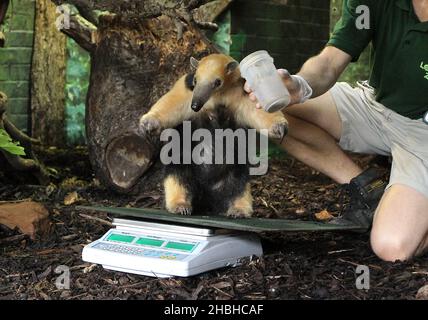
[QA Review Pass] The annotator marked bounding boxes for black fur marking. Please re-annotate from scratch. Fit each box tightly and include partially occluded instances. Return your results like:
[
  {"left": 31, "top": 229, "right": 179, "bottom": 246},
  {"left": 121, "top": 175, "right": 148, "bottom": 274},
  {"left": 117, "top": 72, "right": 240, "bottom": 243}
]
[
  {"left": 163, "top": 106, "right": 252, "bottom": 215},
  {"left": 185, "top": 73, "right": 195, "bottom": 91}
]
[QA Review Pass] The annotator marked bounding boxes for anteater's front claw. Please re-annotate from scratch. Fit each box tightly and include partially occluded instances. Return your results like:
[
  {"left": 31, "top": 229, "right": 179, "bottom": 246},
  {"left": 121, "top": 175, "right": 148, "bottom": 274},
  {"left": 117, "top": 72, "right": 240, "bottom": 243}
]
[
  {"left": 269, "top": 120, "right": 288, "bottom": 140},
  {"left": 138, "top": 116, "right": 162, "bottom": 137}
]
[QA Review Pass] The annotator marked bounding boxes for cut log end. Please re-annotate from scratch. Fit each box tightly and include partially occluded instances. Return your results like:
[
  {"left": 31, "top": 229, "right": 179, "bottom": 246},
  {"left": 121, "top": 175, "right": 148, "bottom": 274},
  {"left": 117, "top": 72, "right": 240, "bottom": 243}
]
[{"left": 106, "top": 134, "right": 157, "bottom": 191}]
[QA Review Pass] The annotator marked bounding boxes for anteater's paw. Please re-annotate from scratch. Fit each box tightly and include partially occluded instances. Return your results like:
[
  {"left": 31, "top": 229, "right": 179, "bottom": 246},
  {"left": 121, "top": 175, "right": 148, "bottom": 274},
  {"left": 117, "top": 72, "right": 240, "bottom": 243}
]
[
  {"left": 167, "top": 203, "right": 193, "bottom": 216},
  {"left": 269, "top": 120, "right": 288, "bottom": 140},
  {"left": 138, "top": 115, "right": 162, "bottom": 136},
  {"left": 224, "top": 206, "right": 253, "bottom": 219}
]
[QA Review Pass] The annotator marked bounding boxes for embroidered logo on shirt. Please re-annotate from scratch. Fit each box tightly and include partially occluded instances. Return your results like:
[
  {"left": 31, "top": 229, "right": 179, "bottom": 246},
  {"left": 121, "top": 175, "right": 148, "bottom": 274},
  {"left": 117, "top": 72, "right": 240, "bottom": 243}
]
[{"left": 421, "top": 62, "right": 428, "bottom": 80}]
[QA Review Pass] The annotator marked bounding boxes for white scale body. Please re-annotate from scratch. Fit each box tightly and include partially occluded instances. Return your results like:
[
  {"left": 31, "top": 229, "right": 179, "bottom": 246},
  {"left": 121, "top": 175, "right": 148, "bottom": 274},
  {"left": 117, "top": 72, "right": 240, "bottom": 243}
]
[{"left": 82, "top": 218, "right": 263, "bottom": 278}]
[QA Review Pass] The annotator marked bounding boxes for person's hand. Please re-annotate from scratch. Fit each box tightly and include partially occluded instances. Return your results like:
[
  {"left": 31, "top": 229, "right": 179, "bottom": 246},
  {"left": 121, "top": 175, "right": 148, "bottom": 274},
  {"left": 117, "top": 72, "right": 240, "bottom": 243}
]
[{"left": 244, "top": 69, "right": 313, "bottom": 109}]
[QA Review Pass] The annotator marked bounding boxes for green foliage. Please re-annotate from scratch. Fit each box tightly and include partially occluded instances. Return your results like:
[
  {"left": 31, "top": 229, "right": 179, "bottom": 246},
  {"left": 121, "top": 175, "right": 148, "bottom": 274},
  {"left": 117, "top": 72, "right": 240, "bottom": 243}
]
[
  {"left": 331, "top": 0, "right": 371, "bottom": 84},
  {"left": 267, "top": 142, "right": 287, "bottom": 160},
  {"left": 337, "top": 47, "right": 372, "bottom": 84},
  {"left": 0, "top": 128, "right": 25, "bottom": 156},
  {"left": 65, "top": 38, "right": 90, "bottom": 145},
  {"left": 210, "top": 10, "right": 232, "bottom": 54}
]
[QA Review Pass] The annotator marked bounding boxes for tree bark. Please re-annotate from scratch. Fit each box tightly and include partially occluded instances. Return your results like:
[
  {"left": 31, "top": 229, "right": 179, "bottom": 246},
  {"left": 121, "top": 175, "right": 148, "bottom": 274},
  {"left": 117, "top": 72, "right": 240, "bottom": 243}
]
[
  {"left": 193, "top": 0, "right": 232, "bottom": 25},
  {"left": 51, "top": 0, "right": 215, "bottom": 19},
  {"left": 31, "top": 0, "right": 67, "bottom": 146}
]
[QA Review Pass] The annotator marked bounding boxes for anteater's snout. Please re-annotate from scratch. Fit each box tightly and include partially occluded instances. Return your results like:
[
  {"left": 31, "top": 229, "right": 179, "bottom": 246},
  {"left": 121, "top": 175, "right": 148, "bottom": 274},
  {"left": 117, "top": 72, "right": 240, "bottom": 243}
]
[{"left": 191, "top": 101, "right": 204, "bottom": 112}]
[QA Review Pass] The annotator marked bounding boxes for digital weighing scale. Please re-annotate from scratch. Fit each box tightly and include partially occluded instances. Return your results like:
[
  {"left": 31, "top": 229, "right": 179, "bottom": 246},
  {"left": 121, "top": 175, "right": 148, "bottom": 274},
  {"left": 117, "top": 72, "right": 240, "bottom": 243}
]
[
  {"left": 81, "top": 206, "right": 361, "bottom": 278},
  {"left": 82, "top": 217, "right": 263, "bottom": 278}
]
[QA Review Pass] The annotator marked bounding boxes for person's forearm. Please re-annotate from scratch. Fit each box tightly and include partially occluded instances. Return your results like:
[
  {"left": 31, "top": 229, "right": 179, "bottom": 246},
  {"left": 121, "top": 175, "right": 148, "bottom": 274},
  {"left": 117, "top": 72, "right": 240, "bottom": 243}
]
[
  {"left": 296, "top": 47, "right": 351, "bottom": 98},
  {"left": 297, "top": 55, "right": 340, "bottom": 98}
]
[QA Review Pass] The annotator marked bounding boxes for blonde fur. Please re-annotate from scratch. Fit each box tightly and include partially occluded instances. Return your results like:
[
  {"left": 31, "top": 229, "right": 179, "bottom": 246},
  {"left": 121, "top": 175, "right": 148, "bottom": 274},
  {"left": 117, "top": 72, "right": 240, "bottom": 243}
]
[{"left": 139, "top": 54, "right": 288, "bottom": 139}]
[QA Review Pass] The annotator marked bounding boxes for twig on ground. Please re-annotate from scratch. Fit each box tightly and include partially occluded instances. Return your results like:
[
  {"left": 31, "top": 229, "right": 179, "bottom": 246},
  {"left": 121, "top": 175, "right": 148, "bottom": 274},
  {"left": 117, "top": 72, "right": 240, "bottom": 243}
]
[{"left": 78, "top": 213, "right": 112, "bottom": 226}]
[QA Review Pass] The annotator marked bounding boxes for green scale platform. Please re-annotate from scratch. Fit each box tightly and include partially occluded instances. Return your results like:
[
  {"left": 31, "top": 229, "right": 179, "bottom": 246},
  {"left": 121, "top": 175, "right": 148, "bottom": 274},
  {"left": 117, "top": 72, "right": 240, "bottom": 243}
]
[{"left": 79, "top": 206, "right": 362, "bottom": 233}]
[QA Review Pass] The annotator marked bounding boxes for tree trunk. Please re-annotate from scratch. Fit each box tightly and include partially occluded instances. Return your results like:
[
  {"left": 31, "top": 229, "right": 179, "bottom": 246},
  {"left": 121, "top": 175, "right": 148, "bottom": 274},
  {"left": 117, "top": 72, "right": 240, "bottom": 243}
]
[
  {"left": 31, "top": 0, "right": 67, "bottom": 146},
  {"left": 0, "top": 2, "right": 50, "bottom": 185},
  {"left": 87, "top": 15, "right": 215, "bottom": 192}
]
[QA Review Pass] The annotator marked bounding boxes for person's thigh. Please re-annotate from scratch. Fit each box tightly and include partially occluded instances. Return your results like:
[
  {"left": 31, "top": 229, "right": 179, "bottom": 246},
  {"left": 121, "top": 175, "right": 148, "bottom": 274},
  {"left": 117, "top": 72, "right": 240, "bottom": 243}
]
[
  {"left": 371, "top": 184, "right": 428, "bottom": 261},
  {"left": 285, "top": 89, "right": 343, "bottom": 140},
  {"left": 285, "top": 83, "right": 391, "bottom": 157}
]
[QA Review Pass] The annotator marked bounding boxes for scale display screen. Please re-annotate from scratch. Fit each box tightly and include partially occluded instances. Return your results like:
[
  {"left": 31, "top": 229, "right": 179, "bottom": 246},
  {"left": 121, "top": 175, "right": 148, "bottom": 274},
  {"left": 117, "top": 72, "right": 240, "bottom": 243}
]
[
  {"left": 164, "top": 242, "right": 195, "bottom": 251},
  {"left": 105, "top": 232, "right": 197, "bottom": 253},
  {"left": 136, "top": 237, "right": 164, "bottom": 247},
  {"left": 107, "top": 234, "right": 135, "bottom": 243}
]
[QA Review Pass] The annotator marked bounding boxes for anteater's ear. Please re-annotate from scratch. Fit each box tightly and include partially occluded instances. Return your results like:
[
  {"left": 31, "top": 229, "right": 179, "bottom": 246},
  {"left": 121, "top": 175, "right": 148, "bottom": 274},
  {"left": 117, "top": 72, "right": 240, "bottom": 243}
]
[
  {"left": 190, "top": 57, "right": 199, "bottom": 70},
  {"left": 226, "top": 61, "right": 239, "bottom": 75}
]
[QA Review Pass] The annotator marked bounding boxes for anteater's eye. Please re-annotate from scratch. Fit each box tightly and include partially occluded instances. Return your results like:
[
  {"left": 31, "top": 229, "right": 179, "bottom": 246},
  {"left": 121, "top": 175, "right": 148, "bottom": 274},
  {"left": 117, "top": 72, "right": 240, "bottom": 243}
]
[
  {"left": 214, "top": 78, "right": 222, "bottom": 88},
  {"left": 193, "top": 77, "right": 197, "bottom": 86}
]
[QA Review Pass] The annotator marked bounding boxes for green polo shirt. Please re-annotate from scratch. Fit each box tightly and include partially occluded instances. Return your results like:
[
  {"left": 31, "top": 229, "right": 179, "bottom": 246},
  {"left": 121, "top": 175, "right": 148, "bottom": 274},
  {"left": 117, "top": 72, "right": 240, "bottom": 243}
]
[{"left": 328, "top": 0, "right": 428, "bottom": 119}]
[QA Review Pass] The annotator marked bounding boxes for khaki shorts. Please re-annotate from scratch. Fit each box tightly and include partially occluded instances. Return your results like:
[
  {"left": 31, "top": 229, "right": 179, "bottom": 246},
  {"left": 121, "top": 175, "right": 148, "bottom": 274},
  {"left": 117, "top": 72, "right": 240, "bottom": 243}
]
[{"left": 330, "top": 82, "right": 428, "bottom": 199}]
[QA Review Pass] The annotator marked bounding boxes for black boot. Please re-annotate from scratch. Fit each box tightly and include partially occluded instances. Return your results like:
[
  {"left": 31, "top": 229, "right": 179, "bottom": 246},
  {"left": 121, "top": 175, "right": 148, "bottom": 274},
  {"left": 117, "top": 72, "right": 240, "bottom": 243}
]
[{"left": 331, "top": 168, "right": 387, "bottom": 231}]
